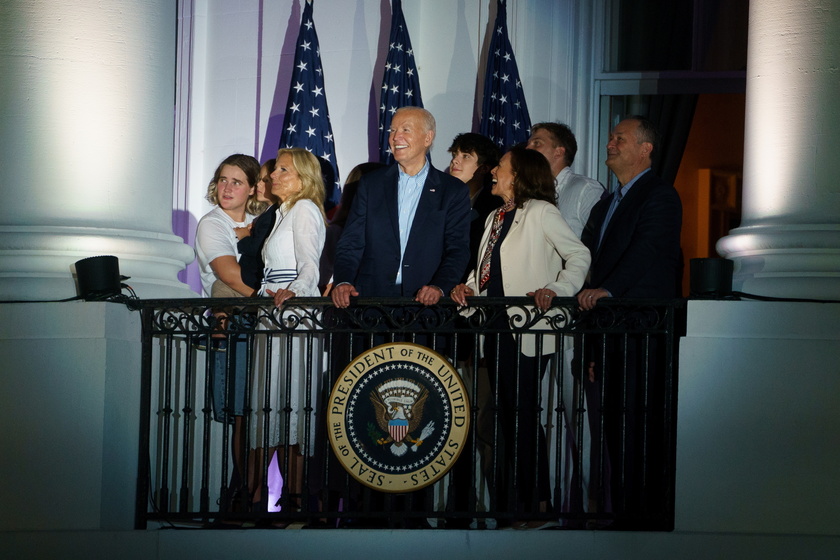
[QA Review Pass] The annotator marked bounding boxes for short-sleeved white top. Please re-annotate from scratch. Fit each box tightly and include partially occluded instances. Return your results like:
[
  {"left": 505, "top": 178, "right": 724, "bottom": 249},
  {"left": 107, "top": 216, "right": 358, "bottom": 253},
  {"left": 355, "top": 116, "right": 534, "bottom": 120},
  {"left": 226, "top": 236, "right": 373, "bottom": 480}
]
[{"left": 195, "top": 206, "right": 254, "bottom": 297}]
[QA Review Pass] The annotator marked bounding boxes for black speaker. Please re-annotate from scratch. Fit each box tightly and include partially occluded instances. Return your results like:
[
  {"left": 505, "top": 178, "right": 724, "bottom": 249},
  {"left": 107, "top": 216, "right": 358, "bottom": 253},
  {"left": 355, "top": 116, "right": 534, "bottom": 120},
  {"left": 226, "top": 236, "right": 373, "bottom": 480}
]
[
  {"left": 689, "top": 258, "right": 733, "bottom": 299},
  {"left": 75, "top": 255, "right": 122, "bottom": 301}
]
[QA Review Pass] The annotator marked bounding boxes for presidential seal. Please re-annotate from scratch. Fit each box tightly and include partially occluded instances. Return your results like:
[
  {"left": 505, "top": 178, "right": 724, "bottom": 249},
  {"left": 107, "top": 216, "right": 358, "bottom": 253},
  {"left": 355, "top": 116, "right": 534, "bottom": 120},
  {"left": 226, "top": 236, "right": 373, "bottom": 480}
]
[{"left": 327, "top": 342, "right": 469, "bottom": 492}]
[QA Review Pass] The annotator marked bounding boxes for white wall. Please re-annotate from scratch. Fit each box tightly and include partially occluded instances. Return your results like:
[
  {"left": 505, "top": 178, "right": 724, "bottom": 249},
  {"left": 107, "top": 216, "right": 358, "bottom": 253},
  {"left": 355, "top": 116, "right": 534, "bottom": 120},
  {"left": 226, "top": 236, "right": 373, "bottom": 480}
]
[
  {"left": 676, "top": 300, "right": 840, "bottom": 535},
  {"left": 0, "top": 303, "right": 141, "bottom": 531},
  {"left": 176, "top": 0, "right": 598, "bottom": 293}
]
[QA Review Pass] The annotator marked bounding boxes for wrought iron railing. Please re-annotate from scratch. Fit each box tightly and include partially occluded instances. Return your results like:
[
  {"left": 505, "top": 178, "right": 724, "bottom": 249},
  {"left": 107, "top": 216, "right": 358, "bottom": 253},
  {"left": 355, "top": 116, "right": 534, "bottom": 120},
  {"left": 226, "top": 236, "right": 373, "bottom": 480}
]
[{"left": 134, "top": 296, "right": 684, "bottom": 530}]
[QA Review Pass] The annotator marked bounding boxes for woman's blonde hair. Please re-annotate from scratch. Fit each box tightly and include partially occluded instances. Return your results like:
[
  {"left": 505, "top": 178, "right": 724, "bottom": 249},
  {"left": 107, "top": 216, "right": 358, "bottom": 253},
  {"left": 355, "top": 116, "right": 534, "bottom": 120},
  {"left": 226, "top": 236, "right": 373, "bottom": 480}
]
[
  {"left": 205, "top": 153, "right": 267, "bottom": 215},
  {"left": 277, "top": 148, "right": 327, "bottom": 222}
]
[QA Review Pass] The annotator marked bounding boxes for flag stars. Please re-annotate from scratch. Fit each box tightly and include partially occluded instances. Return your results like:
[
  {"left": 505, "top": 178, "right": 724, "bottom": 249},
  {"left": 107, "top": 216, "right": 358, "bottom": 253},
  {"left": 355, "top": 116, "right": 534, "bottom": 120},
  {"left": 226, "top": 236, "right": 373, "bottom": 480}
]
[
  {"left": 294, "top": 82, "right": 304, "bottom": 93},
  {"left": 304, "top": 19, "right": 313, "bottom": 30},
  {"left": 309, "top": 107, "right": 320, "bottom": 118},
  {"left": 300, "top": 40, "right": 311, "bottom": 51},
  {"left": 501, "top": 73, "right": 510, "bottom": 83},
  {"left": 297, "top": 61, "right": 308, "bottom": 72},
  {"left": 377, "top": 4, "right": 423, "bottom": 163},
  {"left": 290, "top": 102, "right": 301, "bottom": 113},
  {"left": 312, "top": 85, "right": 323, "bottom": 97},
  {"left": 286, "top": 124, "right": 297, "bottom": 134},
  {"left": 305, "top": 126, "right": 317, "bottom": 137}
]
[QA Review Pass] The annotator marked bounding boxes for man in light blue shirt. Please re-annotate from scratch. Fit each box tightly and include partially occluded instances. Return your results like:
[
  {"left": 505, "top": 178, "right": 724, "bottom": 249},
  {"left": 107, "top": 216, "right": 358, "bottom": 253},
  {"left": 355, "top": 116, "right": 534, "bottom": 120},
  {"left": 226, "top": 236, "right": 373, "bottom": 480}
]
[{"left": 332, "top": 107, "right": 471, "bottom": 307}]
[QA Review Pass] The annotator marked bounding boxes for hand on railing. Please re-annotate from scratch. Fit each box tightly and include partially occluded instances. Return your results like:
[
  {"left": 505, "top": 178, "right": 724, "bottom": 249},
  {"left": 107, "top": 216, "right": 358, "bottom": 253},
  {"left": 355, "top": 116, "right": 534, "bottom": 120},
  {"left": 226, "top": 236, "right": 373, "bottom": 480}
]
[
  {"left": 415, "top": 285, "right": 444, "bottom": 306},
  {"left": 577, "top": 288, "right": 610, "bottom": 311},
  {"left": 330, "top": 283, "right": 358, "bottom": 308},
  {"left": 527, "top": 288, "right": 557, "bottom": 311},
  {"left": 267, "top": 288, "right": 296, "bottom": 308},
  {"left": 450, "top": 284, "right": 474, "bottom": 307}
]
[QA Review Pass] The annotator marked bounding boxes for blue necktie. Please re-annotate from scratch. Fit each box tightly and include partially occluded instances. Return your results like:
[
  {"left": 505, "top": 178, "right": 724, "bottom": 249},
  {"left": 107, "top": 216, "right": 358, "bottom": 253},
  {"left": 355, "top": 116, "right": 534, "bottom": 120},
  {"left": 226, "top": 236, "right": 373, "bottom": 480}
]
[{"left": 598, "top": 188, "right": 623, "bottom": 249}]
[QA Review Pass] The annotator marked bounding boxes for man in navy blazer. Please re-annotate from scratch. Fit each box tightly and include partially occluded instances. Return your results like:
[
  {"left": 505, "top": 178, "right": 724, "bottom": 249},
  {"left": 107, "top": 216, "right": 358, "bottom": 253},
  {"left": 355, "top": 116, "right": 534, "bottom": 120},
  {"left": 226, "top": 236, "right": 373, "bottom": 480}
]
[
  {"left": 332, "top": 107, "right": 470, "bottom": 307},
  {"left": 576, "top": 116, "right": 682, "bottom": 528},
  {"left": 327, "top": 107, "right": 469, "bottom": 527},
  {"left": 578, "top": 117, "right": 682, "bottom": 305}
]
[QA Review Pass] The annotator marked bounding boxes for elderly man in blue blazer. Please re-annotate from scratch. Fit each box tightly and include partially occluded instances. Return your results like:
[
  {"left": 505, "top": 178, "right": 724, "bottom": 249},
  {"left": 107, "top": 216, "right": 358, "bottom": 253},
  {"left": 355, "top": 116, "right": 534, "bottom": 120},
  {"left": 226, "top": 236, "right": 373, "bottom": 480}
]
[
  {"left": 576, "top": 115, "right": 682, "bottom": 529},
  {"left": 332, "top": 107, "right": 471, "bottom": 307}
]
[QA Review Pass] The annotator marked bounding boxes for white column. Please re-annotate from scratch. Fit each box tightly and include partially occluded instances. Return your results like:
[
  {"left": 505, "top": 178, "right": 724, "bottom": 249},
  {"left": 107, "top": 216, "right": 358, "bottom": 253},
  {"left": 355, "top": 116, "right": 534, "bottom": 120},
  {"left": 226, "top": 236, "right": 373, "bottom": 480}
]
[
  {"left": 717, "top": 0, "right": 840, "bottom": 299},
  {"left": 0, "top": 0, "right": 194, "bottom": 300}
]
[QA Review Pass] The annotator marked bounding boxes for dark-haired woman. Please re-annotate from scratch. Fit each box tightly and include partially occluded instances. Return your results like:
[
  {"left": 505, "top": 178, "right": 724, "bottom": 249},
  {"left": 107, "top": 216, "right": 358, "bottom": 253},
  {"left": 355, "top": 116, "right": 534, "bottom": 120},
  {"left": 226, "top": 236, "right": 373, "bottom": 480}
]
[
  {"left": 234, "top": 159, "right": 278, "bottom": 292},
  {"left": 451, "top": 146, "right": 590, "bottom": 526}
]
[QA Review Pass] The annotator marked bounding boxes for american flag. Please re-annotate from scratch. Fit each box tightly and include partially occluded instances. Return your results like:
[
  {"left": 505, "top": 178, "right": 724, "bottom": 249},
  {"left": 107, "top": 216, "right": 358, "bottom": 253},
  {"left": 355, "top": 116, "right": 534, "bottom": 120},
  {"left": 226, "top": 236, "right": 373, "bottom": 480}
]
[
  {"left": 378, "top": 0, "right": 424, "bottom": 164},
  {"left": 479, "top": 0, "right": 531, "bottom": 150},
  {"left": 279, "top": 0, "right": 340, "bottom": 206}
]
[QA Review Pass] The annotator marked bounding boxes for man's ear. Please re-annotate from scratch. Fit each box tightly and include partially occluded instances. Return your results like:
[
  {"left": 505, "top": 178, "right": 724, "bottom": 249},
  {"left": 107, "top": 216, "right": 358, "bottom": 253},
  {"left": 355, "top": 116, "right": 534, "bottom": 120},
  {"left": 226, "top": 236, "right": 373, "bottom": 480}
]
[{"left": 555, "top": 145, "right": 567, "bottom": 165}]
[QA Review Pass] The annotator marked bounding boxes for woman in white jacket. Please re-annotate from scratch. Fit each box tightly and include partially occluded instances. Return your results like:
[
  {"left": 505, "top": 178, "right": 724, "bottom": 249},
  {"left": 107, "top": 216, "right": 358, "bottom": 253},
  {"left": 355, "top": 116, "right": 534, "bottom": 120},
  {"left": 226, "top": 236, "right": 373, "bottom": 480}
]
[
  {"left": 451, "top": 146, "right": 590, "bottom": 526},
  {"left": 250, "top": 148, "right": 327, "bottom": 513}
]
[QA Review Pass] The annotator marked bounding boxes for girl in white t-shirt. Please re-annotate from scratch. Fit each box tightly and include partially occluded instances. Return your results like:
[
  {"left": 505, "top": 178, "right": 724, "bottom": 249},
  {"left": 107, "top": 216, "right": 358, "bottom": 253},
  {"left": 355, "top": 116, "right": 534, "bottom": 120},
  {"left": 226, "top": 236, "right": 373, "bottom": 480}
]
[
  {"left": 195, "top": 154, "right": 265, "bottom": 298},
  {"left": 194, "top": 154, "right": 264, "bottom": 513}
]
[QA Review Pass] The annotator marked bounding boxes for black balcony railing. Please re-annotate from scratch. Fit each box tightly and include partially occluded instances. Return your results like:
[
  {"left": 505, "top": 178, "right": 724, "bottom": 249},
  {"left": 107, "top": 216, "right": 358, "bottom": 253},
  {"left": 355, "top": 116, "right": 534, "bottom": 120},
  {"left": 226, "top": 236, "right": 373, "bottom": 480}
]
[{"left": 134, "top": 296, "right": 684, "bottom": 530}]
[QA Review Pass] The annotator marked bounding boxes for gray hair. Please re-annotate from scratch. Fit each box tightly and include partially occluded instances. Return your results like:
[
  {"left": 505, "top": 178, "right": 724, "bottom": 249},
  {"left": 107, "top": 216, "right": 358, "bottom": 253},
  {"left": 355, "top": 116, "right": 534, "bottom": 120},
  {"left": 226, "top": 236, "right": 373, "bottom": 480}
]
[{"left": 394, "top": 106, "right": 436, "bottom": 134}]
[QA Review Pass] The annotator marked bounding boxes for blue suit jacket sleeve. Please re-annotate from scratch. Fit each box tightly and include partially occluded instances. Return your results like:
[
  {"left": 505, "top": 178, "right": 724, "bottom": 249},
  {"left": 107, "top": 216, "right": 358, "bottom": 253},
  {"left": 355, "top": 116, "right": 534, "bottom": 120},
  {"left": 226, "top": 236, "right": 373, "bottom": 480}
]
[
  {"left": 332, "top": 171, "right": 378, "bottom": 288},
  {"left": 410, "top": 169, "right": 471, "bottom": 293}
]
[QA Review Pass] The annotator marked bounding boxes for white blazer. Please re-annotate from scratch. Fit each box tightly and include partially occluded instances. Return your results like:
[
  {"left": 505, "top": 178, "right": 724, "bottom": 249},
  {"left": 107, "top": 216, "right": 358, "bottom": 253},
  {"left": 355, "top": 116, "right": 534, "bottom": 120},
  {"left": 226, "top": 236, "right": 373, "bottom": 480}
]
[{"left": 465, "top": 199, "right": 591, "bottom": 356}]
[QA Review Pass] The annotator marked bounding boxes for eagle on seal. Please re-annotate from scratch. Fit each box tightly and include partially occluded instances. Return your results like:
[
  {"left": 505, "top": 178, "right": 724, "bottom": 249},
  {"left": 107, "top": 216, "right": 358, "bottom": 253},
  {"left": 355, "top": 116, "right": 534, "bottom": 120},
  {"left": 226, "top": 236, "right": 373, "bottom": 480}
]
[{"left": 370, "top": 378, "right": 431, "bottom": 457}]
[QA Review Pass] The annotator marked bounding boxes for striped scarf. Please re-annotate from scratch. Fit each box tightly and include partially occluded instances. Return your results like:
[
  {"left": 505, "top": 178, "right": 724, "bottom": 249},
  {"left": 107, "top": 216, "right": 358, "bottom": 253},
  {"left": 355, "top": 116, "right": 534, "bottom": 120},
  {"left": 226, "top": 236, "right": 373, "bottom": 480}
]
[{"left": 478, "top": 198, "right": 516, "bottom": 291}]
